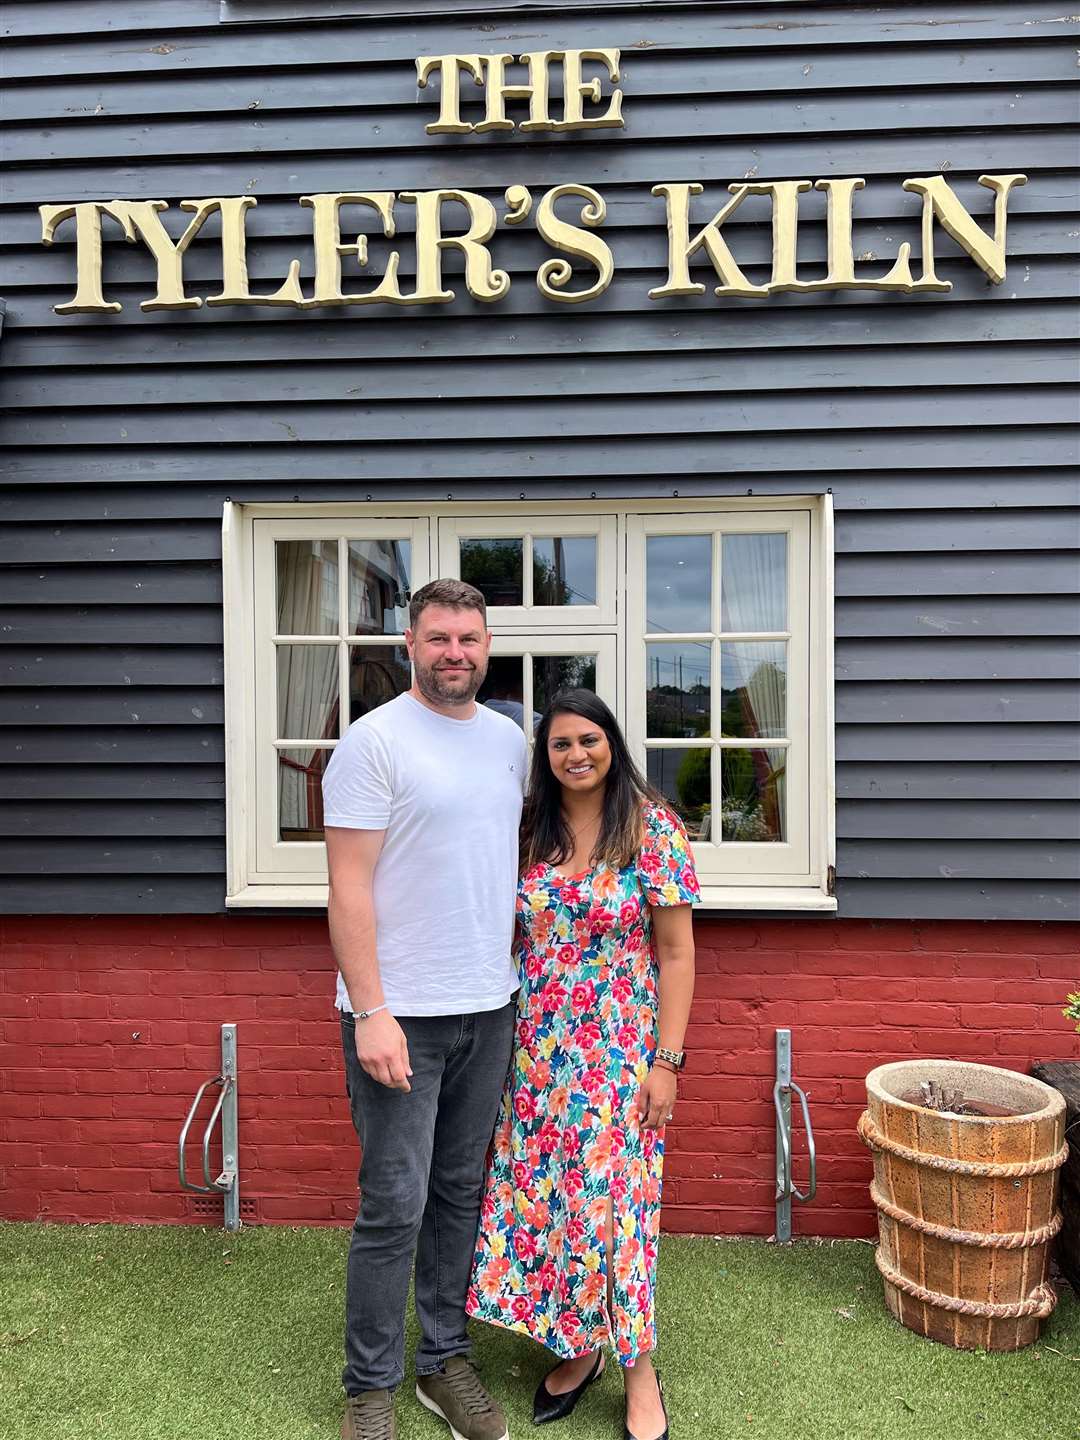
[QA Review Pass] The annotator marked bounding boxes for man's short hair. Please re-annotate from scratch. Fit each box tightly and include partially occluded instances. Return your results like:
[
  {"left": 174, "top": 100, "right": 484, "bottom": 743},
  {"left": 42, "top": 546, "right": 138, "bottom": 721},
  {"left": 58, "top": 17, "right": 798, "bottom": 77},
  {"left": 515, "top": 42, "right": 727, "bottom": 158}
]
[{"left": 408, "top": 578, "right": 487, "bottom": 631}]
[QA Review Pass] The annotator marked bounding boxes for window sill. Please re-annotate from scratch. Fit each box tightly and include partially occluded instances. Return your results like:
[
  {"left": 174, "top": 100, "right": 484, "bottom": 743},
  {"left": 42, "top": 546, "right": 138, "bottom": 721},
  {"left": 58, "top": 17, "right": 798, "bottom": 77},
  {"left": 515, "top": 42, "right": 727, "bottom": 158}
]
[
  {"left": 227, "top": 884, "right": 329, "bottom": 908},
  {"left": 227, "top": 883, "right": 837, "bottom": 912},
  {"left": 696, "top": 886, "right": 837, "bottom": 912}
]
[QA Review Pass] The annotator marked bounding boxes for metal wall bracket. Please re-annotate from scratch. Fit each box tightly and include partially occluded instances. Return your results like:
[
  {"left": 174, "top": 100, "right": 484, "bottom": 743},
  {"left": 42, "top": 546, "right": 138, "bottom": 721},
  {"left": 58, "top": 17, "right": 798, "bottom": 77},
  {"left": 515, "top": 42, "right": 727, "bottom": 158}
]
[
  {"left": 773, "top": 1027, "right": 817, "bottom": 1243},
  {"left": 178, "top": 1022, "right": 240, "bottom": 1231}
]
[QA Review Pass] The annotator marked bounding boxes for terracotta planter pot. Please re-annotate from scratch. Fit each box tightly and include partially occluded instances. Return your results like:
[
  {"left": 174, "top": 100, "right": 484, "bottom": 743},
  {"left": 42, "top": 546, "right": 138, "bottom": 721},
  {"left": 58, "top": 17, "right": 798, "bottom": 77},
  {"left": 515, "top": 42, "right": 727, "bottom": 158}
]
[{"left": 859, "top": 1059, "right": 1067, "bottom": 1352}]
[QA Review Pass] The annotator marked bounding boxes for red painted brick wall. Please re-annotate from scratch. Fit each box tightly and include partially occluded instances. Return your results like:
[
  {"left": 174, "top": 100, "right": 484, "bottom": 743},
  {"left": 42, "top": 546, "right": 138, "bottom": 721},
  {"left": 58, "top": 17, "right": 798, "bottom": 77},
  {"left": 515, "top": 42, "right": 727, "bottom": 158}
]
[{"left": 1, "top": 916, "right": 1075, "bottom": 1235}]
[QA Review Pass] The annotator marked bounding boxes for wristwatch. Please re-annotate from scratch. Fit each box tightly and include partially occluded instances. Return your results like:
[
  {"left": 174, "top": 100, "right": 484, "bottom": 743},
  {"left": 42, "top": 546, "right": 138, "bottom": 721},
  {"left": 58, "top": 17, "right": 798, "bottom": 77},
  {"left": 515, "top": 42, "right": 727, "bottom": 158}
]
[{"left": 655, "top": 1046, "right": 686, "bottom": 1071}]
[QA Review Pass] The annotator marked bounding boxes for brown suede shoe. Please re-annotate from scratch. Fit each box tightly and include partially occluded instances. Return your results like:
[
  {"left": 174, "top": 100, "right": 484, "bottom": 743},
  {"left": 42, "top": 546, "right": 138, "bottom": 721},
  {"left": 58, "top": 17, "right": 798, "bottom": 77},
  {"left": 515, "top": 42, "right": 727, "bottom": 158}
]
[
  {"left": 415, "top": 1356, "right": 509, "bottom": 1440},
  {"left": 341, "top": 1389, "right": 397, "bottom": 1440}
]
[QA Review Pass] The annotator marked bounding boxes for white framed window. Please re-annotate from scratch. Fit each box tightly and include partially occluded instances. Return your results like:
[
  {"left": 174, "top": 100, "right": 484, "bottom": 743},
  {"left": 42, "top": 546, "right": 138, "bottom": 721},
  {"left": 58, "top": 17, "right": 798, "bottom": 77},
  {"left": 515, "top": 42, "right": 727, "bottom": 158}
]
[
  {"left": 627, "top": 511, "right": 811, "bottom": 883},
  {"left": 223, "top": 498, "right": 834, "bottom": 910}
]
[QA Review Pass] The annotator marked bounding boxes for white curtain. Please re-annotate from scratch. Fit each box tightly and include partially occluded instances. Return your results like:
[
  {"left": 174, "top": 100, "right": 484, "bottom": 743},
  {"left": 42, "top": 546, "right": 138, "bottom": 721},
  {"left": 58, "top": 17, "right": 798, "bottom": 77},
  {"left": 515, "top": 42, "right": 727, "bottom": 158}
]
[
  {"left": 720, "top": 534, "right": 787, "bottom": 839},
  {"left": 277, "top": 541, "right": 340, "bottom": 836}
]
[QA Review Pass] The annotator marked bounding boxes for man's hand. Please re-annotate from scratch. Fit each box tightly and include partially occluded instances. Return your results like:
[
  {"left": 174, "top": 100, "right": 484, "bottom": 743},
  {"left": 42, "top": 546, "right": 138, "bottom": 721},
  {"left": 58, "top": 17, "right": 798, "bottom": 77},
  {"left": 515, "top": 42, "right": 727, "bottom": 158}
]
[{"left": 355, "top": 1009, "right": 412, "bottom": 1091}]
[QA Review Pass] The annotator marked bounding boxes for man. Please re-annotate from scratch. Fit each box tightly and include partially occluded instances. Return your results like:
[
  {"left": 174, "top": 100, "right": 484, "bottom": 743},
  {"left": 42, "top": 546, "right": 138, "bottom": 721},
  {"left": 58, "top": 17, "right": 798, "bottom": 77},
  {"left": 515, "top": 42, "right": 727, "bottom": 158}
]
[{"left": 322, "top": 578, "right": 526, "bottom": 1440}]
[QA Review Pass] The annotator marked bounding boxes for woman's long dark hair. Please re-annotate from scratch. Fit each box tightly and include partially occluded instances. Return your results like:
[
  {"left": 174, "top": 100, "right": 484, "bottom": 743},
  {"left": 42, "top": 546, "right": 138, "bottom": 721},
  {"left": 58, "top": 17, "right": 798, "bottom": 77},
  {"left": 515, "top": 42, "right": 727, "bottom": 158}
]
[{"left": 521, "top": 689, "right": 666, "bottom": 873}]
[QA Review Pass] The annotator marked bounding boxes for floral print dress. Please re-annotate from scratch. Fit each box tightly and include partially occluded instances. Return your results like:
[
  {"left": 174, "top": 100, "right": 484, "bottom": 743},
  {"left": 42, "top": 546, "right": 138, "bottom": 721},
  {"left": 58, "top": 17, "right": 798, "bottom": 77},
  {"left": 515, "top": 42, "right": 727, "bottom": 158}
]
[{"left": 467, "top": 803, "right": 699, "bottom": 1366}]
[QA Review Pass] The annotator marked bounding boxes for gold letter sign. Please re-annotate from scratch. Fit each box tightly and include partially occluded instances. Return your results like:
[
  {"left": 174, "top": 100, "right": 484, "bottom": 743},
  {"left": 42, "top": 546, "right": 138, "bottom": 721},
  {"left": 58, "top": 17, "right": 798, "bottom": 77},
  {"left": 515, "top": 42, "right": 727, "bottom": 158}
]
[
  {"left": 417, "top": 49, "right": 623, "bottom": 134},
  {"left": 38, "top": 48, "right": 1028, "bottom": 316}
]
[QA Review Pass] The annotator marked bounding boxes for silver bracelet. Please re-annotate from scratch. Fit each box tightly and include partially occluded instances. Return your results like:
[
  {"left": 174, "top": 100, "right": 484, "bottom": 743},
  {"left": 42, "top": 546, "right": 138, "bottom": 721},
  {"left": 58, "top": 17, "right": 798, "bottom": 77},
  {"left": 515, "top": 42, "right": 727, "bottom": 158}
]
[{"left": 354, "top": 1003, "right": 388, "bottom": 1021}]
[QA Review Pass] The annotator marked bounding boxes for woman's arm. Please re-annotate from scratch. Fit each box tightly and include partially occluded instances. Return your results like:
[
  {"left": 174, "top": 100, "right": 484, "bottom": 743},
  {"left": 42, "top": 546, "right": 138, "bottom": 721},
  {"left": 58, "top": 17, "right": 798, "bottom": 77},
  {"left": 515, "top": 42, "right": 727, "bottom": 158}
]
[{"left": 638, "top": 902, "right": 696, "bottom": 1130}]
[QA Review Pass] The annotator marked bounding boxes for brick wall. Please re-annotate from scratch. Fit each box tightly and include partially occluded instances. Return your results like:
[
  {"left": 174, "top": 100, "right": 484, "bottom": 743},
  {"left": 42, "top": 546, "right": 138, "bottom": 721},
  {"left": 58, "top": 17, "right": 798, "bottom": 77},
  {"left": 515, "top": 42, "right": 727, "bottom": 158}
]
[{"left": 1, "top": 917, "right": 1075, "bottom": 1234}]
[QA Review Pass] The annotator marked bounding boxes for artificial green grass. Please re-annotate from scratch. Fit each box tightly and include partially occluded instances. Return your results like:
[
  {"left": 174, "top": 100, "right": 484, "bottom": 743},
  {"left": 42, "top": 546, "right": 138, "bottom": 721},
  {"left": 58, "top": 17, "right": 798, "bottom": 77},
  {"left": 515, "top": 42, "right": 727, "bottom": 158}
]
[{"left": 0, "top": 1223, "right": 1076, "bottom": 1440}]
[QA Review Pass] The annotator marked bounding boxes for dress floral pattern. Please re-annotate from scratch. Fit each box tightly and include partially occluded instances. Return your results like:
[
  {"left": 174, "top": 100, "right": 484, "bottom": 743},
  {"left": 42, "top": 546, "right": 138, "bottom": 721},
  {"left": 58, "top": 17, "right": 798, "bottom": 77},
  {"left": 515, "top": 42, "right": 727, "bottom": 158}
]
[{"left": 466, "top": 803, "right": 699, "bottom": 1366}]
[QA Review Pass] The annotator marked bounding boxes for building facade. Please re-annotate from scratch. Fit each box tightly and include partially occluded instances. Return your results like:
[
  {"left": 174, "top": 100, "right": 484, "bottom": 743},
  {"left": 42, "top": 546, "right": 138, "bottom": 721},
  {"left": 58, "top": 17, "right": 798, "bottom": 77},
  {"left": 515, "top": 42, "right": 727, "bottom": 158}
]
[{"left": 1, "top": 1, "right": 1077, "bottom": 1235}]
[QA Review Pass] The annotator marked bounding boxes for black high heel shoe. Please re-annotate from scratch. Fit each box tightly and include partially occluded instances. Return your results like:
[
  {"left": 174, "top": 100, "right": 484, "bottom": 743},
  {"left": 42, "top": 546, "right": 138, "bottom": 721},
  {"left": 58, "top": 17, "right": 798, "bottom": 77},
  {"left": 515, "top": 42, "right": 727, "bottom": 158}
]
[
  {"left": 624, "top": 1368, "right": 669, "bottom": 1440},
  {"left": 532, "top": 1349, "right": 605, "bottom": 1425}
]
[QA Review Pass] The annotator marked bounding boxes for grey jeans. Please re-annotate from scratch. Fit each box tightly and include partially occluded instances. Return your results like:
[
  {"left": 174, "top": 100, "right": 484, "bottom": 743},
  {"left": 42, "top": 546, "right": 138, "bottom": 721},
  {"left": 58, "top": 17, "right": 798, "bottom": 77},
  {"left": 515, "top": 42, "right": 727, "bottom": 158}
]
[{"left": 340, "top": 1001, "right": 516, "bottom": 1395}]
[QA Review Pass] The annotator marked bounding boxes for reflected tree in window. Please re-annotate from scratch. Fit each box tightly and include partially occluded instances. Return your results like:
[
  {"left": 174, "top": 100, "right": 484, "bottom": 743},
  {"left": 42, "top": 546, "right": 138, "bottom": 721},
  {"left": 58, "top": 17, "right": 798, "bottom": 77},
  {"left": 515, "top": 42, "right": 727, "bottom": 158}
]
[
  {"left": 721, "top": 749, "right": 786, "bottom": 843},
  {"left": 460, "top": 539, "right": 524, "bottom": 606},
  {"left": 459, "top": 538, "right": 582, "bottom": 608}
]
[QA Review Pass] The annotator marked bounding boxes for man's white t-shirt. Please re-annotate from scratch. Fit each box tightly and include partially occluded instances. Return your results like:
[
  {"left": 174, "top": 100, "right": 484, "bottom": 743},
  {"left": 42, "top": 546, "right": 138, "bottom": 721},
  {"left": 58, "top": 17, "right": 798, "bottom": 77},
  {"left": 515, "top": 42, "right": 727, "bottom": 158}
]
[{"left": 322, "top": 691, "right": 527, "bottom": 1017}]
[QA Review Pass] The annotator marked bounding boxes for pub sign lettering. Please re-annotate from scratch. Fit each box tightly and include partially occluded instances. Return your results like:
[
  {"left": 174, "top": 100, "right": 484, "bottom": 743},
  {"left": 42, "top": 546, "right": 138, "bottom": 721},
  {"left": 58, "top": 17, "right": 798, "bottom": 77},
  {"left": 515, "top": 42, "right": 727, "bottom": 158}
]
[{"left": 38, "top": 49, "right": 1028, "bottom": 316}]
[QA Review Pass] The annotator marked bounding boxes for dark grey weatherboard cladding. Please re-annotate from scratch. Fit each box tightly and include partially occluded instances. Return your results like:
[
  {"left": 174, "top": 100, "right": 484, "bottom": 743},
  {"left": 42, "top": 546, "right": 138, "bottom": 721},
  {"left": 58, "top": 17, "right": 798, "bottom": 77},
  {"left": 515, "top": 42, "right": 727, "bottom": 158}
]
[{"left": 0, "top": 1, "right": 1078, "bottom": 918}]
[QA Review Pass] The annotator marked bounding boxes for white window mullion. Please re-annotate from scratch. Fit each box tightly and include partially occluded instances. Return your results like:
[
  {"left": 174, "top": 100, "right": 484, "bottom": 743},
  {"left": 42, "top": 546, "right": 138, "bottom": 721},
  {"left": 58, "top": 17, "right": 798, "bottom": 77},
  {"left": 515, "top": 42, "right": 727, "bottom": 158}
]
[
  {"left": 523, "top": 652, "right": 534, "bottom": 757},
  {"left": 710, "top": 635, "right": 721, "bottom": 848},
  {"left": 523, "top": 533, "right": 534, "bottom": 609},
  {"left": 338, "top": 537, "right": 349, "bottom": 738},
  {"left": 710, "top": 527, "right": 723, "bottom": 639},
  {"left": 624, "top": 514, "right": 647, "bottom": 771},
  {"left": 710, "top": 528, "right": 722, "bottom": 850}
]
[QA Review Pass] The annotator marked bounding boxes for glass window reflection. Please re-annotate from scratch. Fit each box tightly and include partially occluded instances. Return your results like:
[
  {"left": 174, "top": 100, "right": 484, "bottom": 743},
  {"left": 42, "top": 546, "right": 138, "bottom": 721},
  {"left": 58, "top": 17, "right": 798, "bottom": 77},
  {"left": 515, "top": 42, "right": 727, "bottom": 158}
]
[
  {"left": 646, "top": 643, "right": 711, "bottom": 739},
  {"left": 347, "top": 644, "right": 411, "bottom": 723},
  {"left": 461, "top": 538, "right": 523, "bottom": 606},
  {"left": 646, "top": 535, "right": 711, "bottom": 634},
  {"left": 348, "top": 540, "right": 411, "bottom": 635},
  {"left": 533, "top": 537, "right": 597, "bottom": 607},
  {"left": 278, "top": 747, "right": 331, "bottom": 842},
  {"left": 534, "top": 654, "right": 596, "bottom": 716},
  {"left": 277, "top": 645, "right": 338, "bottom": 741},
  {"left": 721, "top": 748, "right": 786, "bottom": 843},
  {"left": 276, "top": 540, "right": 338, "bottom": 636},
  {"left": 647, "top": 748, "right": 711, "bottom": 838},
  {"left": 720, "top": 642, "right": 787, "bottom": 740},
  {"left": 479, "top": 655, "right": 535, "bottom": 732}
]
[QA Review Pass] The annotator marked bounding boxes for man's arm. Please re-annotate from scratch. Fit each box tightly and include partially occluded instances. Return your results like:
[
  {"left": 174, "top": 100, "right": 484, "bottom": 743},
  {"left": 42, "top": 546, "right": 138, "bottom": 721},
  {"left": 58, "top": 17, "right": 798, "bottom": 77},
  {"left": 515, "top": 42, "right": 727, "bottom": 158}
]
[{"left": 325, "top": 825, "right": 412, "bottom": 1092}]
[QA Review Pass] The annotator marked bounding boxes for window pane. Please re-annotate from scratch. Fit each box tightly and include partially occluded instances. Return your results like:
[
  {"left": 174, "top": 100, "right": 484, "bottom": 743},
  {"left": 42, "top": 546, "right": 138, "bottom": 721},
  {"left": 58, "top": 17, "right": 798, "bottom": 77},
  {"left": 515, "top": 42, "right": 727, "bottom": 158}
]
[
  {"left": 646, "top": 534, "right": 711, "bottom": 634},
  {"left": 276, "top": 540, "right": 338, "bottom": 635},
  {"left": 533, "top": 654, "right": 597, "bottom": 716},
  {"left": 276, "top": 645, "right": 339, "bottom": 741},
  {"left": 348, "top": 540, "right": 411, "bottom": 635},
  {"left": 721, "top": 748, "right": 786, "bottom": 843},
  {"left": 721, "top": 533, "right": 787, "bottom": 632},
  {"left": 460, "top": 537, "right": 523, "bottom": 606},
  {"left": 479, "top": 655, "right": 532, "bottom": 732},
  {"left": 278, "top": 747, "right": 331, "bottom": 842},
  {"left": 720, "top": 643, "right": 787, "bottom": 739},
  {"left": 533, "top": 537, "right": 597, "bottom": 606},
  {"left": 646, "top": 642, "right": 711, "bottom": 739},
  {"left": 647, "top": 747, "right": 711, "bottom": 839},
  {"left": 347, "top": 644, "right": 410, "bottom": 723}
]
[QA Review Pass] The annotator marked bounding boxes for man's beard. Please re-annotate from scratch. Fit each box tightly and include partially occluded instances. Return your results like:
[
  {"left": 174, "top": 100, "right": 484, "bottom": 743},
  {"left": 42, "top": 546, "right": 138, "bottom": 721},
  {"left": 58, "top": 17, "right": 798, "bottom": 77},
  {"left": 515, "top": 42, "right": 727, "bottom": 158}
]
[{"left": 413, "top": 654, "right": 488, "bottom": 707}]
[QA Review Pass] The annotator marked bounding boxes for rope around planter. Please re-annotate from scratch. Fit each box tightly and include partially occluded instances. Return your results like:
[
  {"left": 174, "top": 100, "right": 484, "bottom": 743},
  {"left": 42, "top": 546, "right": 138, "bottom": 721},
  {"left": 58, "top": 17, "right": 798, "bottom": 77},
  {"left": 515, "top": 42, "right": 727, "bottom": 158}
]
[
  {"left": 874, "top": 1249, "right": 1057, "bottom": 1320},
  {"left": 858, "top": 1109, "right": 1069, "bottom": 1177},
  {"left": 869, "top": 1183, "right": 1063, "bottom": 1249}
]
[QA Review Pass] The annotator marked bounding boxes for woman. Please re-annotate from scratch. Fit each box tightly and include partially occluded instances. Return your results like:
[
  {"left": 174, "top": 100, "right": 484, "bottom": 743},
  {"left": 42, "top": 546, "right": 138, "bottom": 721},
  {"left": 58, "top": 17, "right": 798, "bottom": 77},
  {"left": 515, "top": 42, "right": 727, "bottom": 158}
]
[{"left": 467, "top": 690, "right": 698, "bottom": 1440}]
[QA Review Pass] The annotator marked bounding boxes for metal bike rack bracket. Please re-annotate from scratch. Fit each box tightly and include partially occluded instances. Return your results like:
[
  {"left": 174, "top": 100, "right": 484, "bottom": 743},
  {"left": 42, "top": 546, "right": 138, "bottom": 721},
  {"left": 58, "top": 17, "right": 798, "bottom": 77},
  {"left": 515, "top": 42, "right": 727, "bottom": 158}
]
[
  {"left": 773, "top": 1027, "right": 817, "bottom": 1243},
  {"left": 178, "top": 1022, "right": 240, "bottom": 1231}
]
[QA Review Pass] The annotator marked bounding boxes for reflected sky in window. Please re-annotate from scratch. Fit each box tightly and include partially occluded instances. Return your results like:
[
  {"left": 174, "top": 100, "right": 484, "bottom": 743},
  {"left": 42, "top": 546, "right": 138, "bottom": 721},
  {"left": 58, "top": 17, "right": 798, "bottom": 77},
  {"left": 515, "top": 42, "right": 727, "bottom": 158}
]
[{"left": 646, "top": 534, "right": 711, "bottom": 633}]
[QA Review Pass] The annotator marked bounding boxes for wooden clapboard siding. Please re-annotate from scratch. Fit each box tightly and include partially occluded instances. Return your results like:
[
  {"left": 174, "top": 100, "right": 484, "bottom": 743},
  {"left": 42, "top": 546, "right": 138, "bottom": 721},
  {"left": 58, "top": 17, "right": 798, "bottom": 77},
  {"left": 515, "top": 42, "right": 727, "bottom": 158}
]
[{"left": 0, "top": 0, "right": 1077, "bottom": 917}]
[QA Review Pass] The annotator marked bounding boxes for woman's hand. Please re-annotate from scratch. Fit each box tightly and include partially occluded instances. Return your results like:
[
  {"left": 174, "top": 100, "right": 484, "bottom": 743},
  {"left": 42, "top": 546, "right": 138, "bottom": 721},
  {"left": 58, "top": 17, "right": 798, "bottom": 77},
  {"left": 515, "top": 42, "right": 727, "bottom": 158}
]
[{"left": 638, "top": 1064, "right": 678, "bottom": 1130}]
